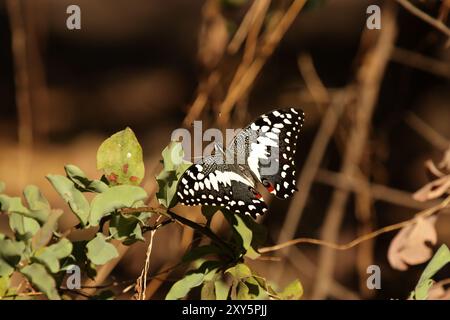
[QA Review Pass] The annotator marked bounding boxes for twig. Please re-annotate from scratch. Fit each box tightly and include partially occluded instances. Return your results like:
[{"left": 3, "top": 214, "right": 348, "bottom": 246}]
[
  {"left": 134, "top": 216, "right": 161, "bottom": 300},
  {"left": 218, "top": 0, "right": 308, "bottom": 125},
  {"left": 315, "top": 169, "right": 439, "bottom": 210},
  {"left": 297, "top": 53, "right": 330, "bottom": 106},
  {"left": 405, "top": 112, "right": 450, "bottom": 151},
  {"left": 312, "top": 3, "right": 397, "bottom": 299},
  {"left": 395, "top": 0, "right": 450, "bottom": 38},
  {"left": 120, "top": 207, "right": 235, "bottom": 258},
  {"left": 227, "top": 0, "right": 265, "bottom": 54},
  {"left": 261, "top": 195, "right": 450, "bottom": 254},
  {"left": 391, "top": 47, "right": 450, "bottom": 79}
]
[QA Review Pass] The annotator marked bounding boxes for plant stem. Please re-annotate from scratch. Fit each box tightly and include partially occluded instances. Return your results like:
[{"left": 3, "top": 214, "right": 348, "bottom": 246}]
[{"left": 120, "top": 207, "right": 235, "bottom": 258}]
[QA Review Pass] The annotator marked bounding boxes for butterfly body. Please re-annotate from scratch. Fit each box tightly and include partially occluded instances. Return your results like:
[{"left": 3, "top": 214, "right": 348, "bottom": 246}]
[{"left": 177, "top": 108, "right": 305, "bottom": 218}]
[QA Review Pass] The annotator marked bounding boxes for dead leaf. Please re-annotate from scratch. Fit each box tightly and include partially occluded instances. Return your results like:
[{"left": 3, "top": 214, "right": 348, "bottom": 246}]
[
  {"left": 414, "top": 148, "right": 450, "bottom": 201},
  {"left": 388, "top": 216, "right": 438, "bottom": 271},
  {"left": 413, "top": 175, "right": 450, "bottom": 202},
  {"left": 427, "top": 280, "right": 450, "bottom": 300}
]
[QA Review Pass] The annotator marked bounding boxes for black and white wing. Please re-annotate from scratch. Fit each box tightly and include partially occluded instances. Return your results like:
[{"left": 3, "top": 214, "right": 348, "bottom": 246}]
[
  {"left": 176, "top": 154, "right": 268, "bottom": 218},
  {"left": 230, "top": 108, "right": 305, "bottom": 199}
]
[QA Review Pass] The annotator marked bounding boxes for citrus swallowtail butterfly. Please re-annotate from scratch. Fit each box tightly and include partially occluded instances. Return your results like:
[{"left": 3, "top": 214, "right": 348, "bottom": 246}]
[{"left": 176, "top": 108, "right": 305, "bottom": 219}]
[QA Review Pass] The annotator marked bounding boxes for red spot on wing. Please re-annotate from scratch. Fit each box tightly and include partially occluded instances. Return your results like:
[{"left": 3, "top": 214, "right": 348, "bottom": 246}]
[
  {"left": 108, "top": 173, "right": 118, "bottom": 182},
  {"left": 129, "top": 176, "right": 138, "bottom": 182},
  {"left": 267, "top": 183, "right": 275, "bottom": 194},
  {"left": 255, "top": 193, "right": 263, "bottom": 199}
]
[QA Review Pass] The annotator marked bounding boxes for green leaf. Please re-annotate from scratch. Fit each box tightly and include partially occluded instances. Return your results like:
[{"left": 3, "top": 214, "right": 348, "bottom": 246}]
[
  {"left": 214, "top": 280, "right": 230, "bottom": 300},
  {"left": 23, "top": 185, "right": 50, "bottom": 224},
  {"left": 46, "top": 175, "right": 90, "bottom": 227},
  {"left": 166, "top": 272, "right": 205, "bottom": 300},
  {"left": 97, "top": 127, "right": 145, "bottom": 186},
  {"left": 413, "top": 244, "right": 450, "bottom": 300},
  {"left": 65, "top": 164, "right": 109, "bottom": 193},
  {"left": 236, "top": 281, "right": 250, "bottom": 300},
  {"left": 0, "top": 195, "right": 43, "bottom": 229},
  {"left": 9, "top": 213, "right": 40, "bottom": 241},
  {"left": 0, "top": 276, "right": 10, "bottom": 297},
  {"left": 109, "top": 211, "right": 151, "bottom": 245},
  {"left": 224, "top": 212, "right": 258, "bottom": 258},
  {"left": 33, "top": 238, "right": 73, "bottom": 273},
  {"left": 225, "top": 263, "right": 252, "bottom": 279},
  {"left": 32, "top": 209, "right": 63, "bottom": 251},
  {"left": 86, "top": 233, "right": 119, "bottom": 265},
  {"left": 20, "top": 263, "right": 60, "bottom": 300},
  {"left": 279, "top": 279, "right": 303, "bottom": 300},
  {"left": 165, "top": 260, "right": 219, "bottom": 300},
  {"left": 0, "top": 238, "right": 26, "bottom": 277},
  {"left": 88, "top": 185, "right": 148, "bottom": 226},
  {"left": 156, "top": 142, "right": 192, "bottom": 208},
  {"left": 201, "top": 281, "right": 216, "bottom": 300}
]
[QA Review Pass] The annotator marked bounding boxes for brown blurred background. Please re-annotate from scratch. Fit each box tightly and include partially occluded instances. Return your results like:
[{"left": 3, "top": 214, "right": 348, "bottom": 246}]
[{"left": 0, "top": 0, "right": 449, "bottom": 299}]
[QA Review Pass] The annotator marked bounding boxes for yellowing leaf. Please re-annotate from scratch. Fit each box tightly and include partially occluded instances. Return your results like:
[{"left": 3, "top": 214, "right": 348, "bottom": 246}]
[{"left": 97, "top": 127, "right": 145, "bottom": 186}]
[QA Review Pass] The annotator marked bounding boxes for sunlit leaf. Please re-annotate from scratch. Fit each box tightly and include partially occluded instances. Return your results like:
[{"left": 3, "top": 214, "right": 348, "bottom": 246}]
[
  {"left": 20, "top": 263, "right": 60, "bottom": 300},
  {"left": 109, "top": 211, "right": 151, "bottom": 245},
  {"left": 0, "top": 238, "right": 26, "bottom": 277},
  {"left": 23, "top": 185, "right": 50, "bottom": 224},
  {"left": 9, "top": 213, "right": 40, "bottom": 241},
  {"left": 97, "top": 127, "right": 145, "bottom": 186},
  {"left": 0, "top": 195, "right": 40, "bottom": 241},
  {"left": 225, "top": 263, "right": 252, "bottom": 279},
  {"left": 88, "top": 185, "right": 148, "bottom": 226},
  {"left": 156, "top": 142, "right": 192, "bottom": 208},
  {"left": 32, "top": 209, "right": 63, "bottom": 251},
  {"left": 166, "top": 261, "right": 219, "bottom": 300},
  {"left": 201, "top": 281, "right": 216, "bottom": 300},
  {"left": 65, "top": 164, "right": 109, "bottom": 193},
  {"left": 166, "top": 272, "right": 205, "bottom": 300},
  {"left": 86, "top": 233, "right": 119, "bottom": 265},
  {"left": 33, "top": 238, "right": 73, "bottom": 273},
  {"left": 413, "top": 244, "right": 450, "bottom": 300},
  {"left": 214, "top": 280, "right": 230, "bottom": 300},
  {"left": 278, "top": 279, "right": 303, "bottom": 300},
  {"left": 46, "top": 175, "right": 90, "bottom": 227}
]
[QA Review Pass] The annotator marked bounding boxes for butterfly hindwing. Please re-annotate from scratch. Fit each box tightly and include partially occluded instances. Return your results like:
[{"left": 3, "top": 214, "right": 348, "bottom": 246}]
[{"left": 176, "top": 156, "right": 268, "bottom": 218}]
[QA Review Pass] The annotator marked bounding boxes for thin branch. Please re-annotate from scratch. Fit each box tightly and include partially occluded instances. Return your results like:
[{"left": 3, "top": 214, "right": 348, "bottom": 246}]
[
  {"left": 391, "top": 47, "right": 450, "bottom": 79},
  {"left": 405, "top": 112, "right": 450, "bottom": 151},
  {"left": 396, "top": 0, "right": 450, "bottom": 37},
  {"left": 120, "top": 207, "right": 235, "bottom": 258},
  {"left": 315, "top": 169, "right": 439, "bottom": 210},
  {"left": 261, "top": 195, "right": 450, "bottom": 254},
  {"left": 134, "top": 216, "right": 161, "bottom": 300},
  {"left": 218, "top": 0, "right": 308, "bottom": 124}
]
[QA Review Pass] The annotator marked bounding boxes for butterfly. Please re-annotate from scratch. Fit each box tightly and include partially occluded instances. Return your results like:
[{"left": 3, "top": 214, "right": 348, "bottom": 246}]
[{"left": 176, "top": 108, "right": 305, "bottom": 219}]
